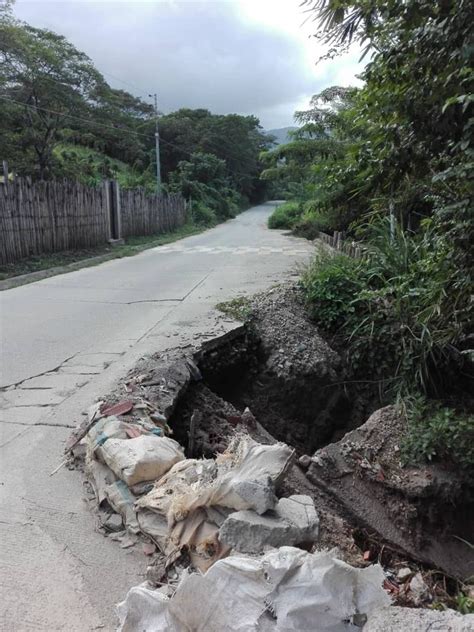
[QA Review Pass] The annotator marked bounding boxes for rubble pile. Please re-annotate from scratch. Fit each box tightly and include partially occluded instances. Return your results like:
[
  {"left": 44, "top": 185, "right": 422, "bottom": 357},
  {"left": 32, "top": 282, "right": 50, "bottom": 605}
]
[{"left": 67, "top": 285, "right": 474, "bottom": 629}]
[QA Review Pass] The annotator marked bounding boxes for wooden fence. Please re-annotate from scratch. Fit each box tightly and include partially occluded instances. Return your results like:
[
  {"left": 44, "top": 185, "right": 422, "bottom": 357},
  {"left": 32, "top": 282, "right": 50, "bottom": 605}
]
[
  {"left": 121, "top": 190, "right": 186, "bottom": 237},
  {"left": 318, "top": 230, "right": 363, "bottom": 259},
  {"left": 0, "top": 177, "right": 186, "bottom": 264}
]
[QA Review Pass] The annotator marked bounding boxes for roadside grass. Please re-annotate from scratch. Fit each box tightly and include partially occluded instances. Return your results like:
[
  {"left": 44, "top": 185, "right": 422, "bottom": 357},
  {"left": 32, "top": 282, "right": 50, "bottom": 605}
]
[
  {"left": 216, "top": 295, "right": 252, "bottom": 321},
  {"left": 0, "top": 222, "right": 205, "bottom": 285}
]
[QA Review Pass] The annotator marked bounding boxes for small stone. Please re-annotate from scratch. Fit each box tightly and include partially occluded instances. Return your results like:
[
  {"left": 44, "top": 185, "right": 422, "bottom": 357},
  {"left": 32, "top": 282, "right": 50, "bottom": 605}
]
[
  {"left": 298, "top": 455, "right": 311, "bottom": 469},
  {"left": 234, "top": 477, "right": 277, "bottom": 515},
  {"left": 397, "top": 567, "right": 413, "bottom": 582},
  {"left": 143, "top": 542, "right": 156, "bottom": 556},
  {"left": 104, "top": 513, "right": 123, "bottom": 532},
  {"left": 409, "top": 572, "right": 430, "bottom": 604}
]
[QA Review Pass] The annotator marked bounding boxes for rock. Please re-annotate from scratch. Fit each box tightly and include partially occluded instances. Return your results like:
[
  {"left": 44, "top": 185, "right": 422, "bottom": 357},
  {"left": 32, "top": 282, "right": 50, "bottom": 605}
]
[
  {"left": 103, "top": 512, "right": 123, "bottom": 532},
  {"left": 219, "top": 494, "right": 319, "bottom": 554},
  {"left": 409, "top": 572, "right": 431, "bottom": 605},
  {"left": 396, "top": 567, "right": 413, "bottom": 582},
  {"left": 298, "top": 454, "right": 311, "bottom": 469},
  {"left": 233, "top": 477, "right": 277, "bottom": 515},
  {"left": 364, "top": 606, "right": 474, "bottom": 632}
]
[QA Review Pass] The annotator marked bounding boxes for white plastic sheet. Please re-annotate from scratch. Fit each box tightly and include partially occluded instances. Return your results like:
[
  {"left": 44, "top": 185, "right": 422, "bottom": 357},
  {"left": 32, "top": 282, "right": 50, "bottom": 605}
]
[{"left": 117, "top": 547, "right": 391, "bottom": 632}]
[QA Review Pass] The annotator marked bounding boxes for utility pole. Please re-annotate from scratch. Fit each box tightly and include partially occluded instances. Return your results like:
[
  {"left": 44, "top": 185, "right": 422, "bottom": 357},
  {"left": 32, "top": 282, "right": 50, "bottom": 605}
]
[{"left": 149, "top": 93, "right": 162, "bottom": 193}]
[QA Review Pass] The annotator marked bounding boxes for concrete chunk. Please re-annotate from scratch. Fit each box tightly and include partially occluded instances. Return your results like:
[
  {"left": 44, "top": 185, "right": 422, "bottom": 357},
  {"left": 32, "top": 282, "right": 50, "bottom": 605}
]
[
  {"left": 219, "top": 494, "right": 319, "bottom": 553},
  {"left": 233, "top": 476, "right": 277, "bottom": 515},
  {"left": 364, "top": 606, "right": 474, "bottom": 632}
]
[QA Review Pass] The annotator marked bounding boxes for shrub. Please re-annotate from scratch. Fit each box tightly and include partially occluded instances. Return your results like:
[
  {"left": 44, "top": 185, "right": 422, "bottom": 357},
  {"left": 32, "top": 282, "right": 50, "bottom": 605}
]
[
  {"left": 191, "top": 202, "right": 217, "bottom": 226},
  {"left": 400, "top": 395, "right": 474, "bottom": 471},
  {"left": 293, "top": 202, "right": 333, "bottom": 240},
  {"left": 303, "top": 217, "right": 471, "bottom": 398},
  {"left": 301, "top": 253, "right": 366, "bottom": 330},
  {"left": 268, "top": 202, "right": 302, "bottom": 229}
]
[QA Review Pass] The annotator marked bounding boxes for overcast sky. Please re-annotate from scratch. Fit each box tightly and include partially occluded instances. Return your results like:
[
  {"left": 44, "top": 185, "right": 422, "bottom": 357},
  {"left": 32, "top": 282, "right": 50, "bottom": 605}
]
[{"left": 14, "top": 0, "right": 365, "bottom": 129}]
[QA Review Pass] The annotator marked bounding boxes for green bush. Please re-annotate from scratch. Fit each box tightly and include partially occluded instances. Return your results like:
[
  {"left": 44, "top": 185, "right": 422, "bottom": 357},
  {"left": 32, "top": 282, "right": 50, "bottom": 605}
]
[
  {"left": 303, "top": 218, "right": 471, "bottom": 398},
  {"left": 302, "top": 252, "right": 365, "bottom": 330},
  {"left": 400, "top": 396, "right": 474, "bottom": 471},
  {"left": 268, "top": 202, "right": 302, "bottom": 229},
  {"left": 293, "top": 202, "right": 333, "bottom": 239},
  {"left": 191, "top": 202, "right": 217, "bottom": 226}
]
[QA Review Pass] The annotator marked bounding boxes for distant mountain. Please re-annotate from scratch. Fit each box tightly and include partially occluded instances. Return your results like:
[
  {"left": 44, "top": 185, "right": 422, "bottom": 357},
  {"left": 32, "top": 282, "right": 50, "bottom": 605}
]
[{"left": 265, "top": 126, "right": 298, "bottom": 146}]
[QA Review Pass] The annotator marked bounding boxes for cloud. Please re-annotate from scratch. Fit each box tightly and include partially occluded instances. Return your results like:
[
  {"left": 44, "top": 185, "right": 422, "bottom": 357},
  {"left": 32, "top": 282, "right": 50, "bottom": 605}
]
[{"left": 14, "top": 0, "right": 364, "bottom": 128}]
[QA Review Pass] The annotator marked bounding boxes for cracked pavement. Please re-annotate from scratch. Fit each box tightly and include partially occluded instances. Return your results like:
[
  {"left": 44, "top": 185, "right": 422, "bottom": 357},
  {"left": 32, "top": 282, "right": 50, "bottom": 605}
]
[{"left": 0, "top": 203, "right": 315, "bottom": 630}]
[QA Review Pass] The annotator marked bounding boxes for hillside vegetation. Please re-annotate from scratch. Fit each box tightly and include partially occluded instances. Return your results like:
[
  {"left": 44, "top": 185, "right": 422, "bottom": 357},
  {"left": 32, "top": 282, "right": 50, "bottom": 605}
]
[
  {"left": 264, "top": 0, "right": 473, "bottom": 470},
  {"left": 0, "top": 2, "right": 273, "bottom": 225}
]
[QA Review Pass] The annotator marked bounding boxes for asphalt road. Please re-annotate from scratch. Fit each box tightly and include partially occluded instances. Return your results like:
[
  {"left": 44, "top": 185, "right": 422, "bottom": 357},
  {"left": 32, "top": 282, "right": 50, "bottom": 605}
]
[{"left": 0, "top": 202, "right": 314, "bottom": 630}]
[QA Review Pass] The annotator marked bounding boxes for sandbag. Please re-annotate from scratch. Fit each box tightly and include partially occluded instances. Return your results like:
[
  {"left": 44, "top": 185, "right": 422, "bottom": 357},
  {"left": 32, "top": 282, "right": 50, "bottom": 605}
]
[
  {"left": 98, "top": 435, "right": 184, "bottom": 486},
  {"left": 105, "top": 480, "right": 140, "bottom": 533},
  {"left": 117, "top": 547, "right": 391, "bottom": 632},
  {"left": 138, "top": 435, "right": 293, "bottom": 522}
]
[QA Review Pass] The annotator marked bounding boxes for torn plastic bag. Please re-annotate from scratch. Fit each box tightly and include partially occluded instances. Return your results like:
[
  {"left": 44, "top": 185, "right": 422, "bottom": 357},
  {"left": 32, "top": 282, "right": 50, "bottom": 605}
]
[
  {"left": 137, "top": 435, "right": 293, "bottom": 522},
  {"left": 166, "top": 506, "right": 231, "bottom": 572},
  {"left": 85, "top": 454, "right": 117, "bottom": 506},
  {"left": 117, "top": 546, "right": 391, "bottom": 632},
  {"left": 136, "top": 458, "right": 218, "bottom": 518},
  {"left": 87, "top": 416, "right": 129, "bottom": 455},
  {"left": 105, "top": 480, "right": 140, "bottom": 534},
  {"left": 98, "top": 434, "right": 185, "bottom": 486}
]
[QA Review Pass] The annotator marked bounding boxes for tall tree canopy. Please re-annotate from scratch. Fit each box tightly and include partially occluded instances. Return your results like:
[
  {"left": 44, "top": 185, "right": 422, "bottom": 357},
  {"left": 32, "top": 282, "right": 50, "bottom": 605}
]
[{"left": 0, "top": 5, "right": 273, "bottom": 204}]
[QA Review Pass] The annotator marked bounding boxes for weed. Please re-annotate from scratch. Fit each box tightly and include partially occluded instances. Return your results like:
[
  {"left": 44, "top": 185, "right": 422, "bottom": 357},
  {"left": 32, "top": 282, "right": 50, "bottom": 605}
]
[
  {"left": 216, "top": 296, "right": 252, "bottom": 321},
  {"left": 268, "top": 202, "right": 302, "bottom": 229}
]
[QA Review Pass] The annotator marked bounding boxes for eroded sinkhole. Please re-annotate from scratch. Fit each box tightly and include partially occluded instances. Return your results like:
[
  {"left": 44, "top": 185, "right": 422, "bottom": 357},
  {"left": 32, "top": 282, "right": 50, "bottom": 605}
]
[{"left": 169, "top": 327, "right": 357, "bottom": 458}]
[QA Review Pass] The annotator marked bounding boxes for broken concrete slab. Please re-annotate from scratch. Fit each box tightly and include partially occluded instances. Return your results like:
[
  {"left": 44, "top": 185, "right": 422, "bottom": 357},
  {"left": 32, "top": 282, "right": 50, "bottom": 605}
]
[
  {"left": 232, "top": 477, "right": 277, "bottom": 515},
  {"left": 364, "top": 606, "right": 474, "bottom": 631},
  {"left": 219, "top": 494, "right": 319, "bottom": 554},
  {"left": 307, "top": 405, "right": 474, "bottom": 581}
]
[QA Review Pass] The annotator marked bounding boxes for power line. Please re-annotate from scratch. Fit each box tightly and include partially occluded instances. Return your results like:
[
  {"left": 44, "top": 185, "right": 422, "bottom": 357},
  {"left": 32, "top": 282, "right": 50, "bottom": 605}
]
[
  {"left": 0, "top": 94, "right": 153, "bottom": 139},
  {"left": 1, "top": 95, "right": 264, "bottom": 180}
]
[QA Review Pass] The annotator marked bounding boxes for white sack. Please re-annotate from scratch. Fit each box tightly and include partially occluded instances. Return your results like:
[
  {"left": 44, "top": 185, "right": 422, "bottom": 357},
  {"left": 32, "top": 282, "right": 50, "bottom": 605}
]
[
  {"left": 117, "top": 546, "right": 391, "bottom": 632},
  {"left": 137, "top": 435, "right": 293, "bottom": 522},
  {"left": 98, "top": 435, "right": 184, "bottom": 486}
]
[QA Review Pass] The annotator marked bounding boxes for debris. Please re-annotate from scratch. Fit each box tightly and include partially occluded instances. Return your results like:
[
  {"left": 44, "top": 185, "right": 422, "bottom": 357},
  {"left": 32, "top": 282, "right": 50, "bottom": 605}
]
[
  {"left": 103, "top": 513, "right": 123, "bottom": 532},
  {"left": 86, "top": 456, "right": 117, "bottom": 506},
  {"left": 364, "top": 606, "right": 474, "bottom": 631},
  {"left": 119, "top": 534, "right": 138, "bottom": 549},
  {"left": 104, "top": 480, "right": 140, "bottom": 534},
  {"left": 408, "top": 572, "right": 431, "bottom": 605},
  {"left": 100, "top": 400, "right": 134, "bottom": 417},
  {"left": 397, "top": 567, "right": 413, "bottom": 582},
  {"left": 64, "top": 400, "right": 104, "bottom": 453},
  {"left": 218, "top": 494, "right": 319, "bottom": 554},
  {"left": 241, "top": 406, "right": 256, "bottom": 429},
  {"left": 187, "top": 410, "right": 201, "bottom": 458},
  {"left": 298, "top": 454, "right": 311, "bottom": 469},
  {"left": 143, "top": 542, "right": 156, "bottom": 556},
  {"left": 117, "top": 547, "right": 391, "bottom": 631},
  {"left": 98, "top": 435, "right": 184, "bottom": 486},
  {"left": 137, "top": 435, "right": 293, "bottom": 521},
  {"left": 49, "top": 457, "right": 69, "bottom": 477}
]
